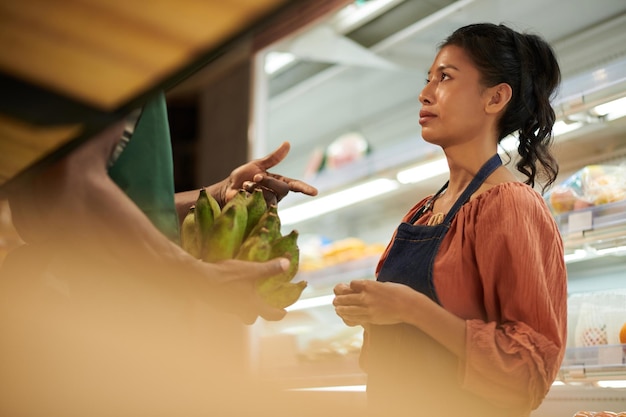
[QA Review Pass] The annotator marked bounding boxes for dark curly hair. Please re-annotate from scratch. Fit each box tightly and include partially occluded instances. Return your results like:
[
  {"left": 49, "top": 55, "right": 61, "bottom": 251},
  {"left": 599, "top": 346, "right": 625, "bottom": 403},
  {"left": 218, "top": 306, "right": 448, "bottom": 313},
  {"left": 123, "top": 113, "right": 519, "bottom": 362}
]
[{"left": 441, "top": 23, "right": 561, "bottom": 193}]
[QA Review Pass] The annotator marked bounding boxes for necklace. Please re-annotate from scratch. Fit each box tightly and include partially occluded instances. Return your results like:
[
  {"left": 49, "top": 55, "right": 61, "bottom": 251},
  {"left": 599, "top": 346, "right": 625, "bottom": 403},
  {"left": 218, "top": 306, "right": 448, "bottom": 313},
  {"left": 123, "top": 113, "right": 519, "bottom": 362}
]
[{"left": 410, "top": 181, "right": 449, "bottom": 225}]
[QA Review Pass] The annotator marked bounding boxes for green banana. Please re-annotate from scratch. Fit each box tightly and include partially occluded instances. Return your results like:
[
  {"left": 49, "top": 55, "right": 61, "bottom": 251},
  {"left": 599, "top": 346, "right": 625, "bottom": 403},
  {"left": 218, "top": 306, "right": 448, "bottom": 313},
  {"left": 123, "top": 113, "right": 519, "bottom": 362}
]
[
  {"left": 247, "top": 210, "right": 281, "bottom": 241},
  {"left": 236, "top": 227, "right": 272, "bottom": 262},
  {"left": 208, "top": 192, "right": 221, "bottom": 218},
  {"left": 195, "top": 188, "right": 221, "bottom": 250},
  {"left": 267, "top": 204, "right": 280, "bottom": 229},
  {"left": 181, "top": 206, "right": 200, "bottom": 259},
  {"left": 222, "top": 189, "right": 247, "bottom": 211},
  {"left": 203, "top": 202, "right": 248, "bottom": 262},
  {"left": 244, "top": 188, "right": 267, "bottom": 239},
  {"left": 270, "top": 229, "right": 299, "bottom": 282},
  {"left": 191, "top": 185, "right": 305, "bottom": 308},
  {"left": 258, "top": 280, "right": 308, "bottom": 309},
  {"left": 254, "top": 228, "right": 300, "bottom": 304}
]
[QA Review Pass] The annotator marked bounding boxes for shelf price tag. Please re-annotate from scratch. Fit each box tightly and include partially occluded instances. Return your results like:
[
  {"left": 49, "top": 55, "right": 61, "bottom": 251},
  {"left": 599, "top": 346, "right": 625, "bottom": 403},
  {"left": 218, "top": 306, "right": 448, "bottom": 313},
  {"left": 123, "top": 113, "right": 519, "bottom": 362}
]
[
  {"left": 598, "top": 345, "right": 623, "bottom": 365},
  {"left": 567, "top": 210, "right": 593, "bottom": 234}
]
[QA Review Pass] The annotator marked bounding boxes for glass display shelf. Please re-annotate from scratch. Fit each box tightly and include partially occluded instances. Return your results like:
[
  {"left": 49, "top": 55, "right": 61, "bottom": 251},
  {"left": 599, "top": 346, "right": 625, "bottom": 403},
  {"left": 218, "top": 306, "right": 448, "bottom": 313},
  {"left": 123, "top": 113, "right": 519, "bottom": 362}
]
[
  {"left": 559, "top": 345, "right": 626, "bottom": 383},
  {"left": 555, "top": 200, "right": 626, "bottom": 247}
]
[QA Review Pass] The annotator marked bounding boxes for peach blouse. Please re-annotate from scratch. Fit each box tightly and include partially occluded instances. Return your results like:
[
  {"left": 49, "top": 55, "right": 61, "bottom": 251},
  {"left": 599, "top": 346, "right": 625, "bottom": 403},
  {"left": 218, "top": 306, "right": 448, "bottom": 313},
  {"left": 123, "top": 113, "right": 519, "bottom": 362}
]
[{"left": 372, "top": 182, "right": 568, "bottom": 411}]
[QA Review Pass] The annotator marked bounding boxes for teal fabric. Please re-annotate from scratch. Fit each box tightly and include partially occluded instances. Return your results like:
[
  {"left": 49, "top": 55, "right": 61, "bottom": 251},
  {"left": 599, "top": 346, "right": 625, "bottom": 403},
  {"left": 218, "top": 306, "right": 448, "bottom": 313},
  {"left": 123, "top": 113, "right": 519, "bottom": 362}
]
[{"left": 108, "top": 92, "right": 180, "bottom": 244}]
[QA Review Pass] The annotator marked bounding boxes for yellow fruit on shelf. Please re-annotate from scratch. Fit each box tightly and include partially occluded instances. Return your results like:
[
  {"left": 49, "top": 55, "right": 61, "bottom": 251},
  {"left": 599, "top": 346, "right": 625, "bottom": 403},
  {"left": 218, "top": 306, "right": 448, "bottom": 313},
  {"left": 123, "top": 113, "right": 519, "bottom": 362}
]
[{"left": 620, "top": 322, "right": 626, "bottom": 344}]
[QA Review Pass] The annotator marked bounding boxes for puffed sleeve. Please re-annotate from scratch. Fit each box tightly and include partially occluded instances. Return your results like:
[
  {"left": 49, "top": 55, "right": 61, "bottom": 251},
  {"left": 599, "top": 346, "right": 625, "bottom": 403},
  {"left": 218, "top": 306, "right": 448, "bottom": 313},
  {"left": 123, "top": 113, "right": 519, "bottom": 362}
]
[{"left": 458, "top": 184, "right": 567, "bottom": 410}]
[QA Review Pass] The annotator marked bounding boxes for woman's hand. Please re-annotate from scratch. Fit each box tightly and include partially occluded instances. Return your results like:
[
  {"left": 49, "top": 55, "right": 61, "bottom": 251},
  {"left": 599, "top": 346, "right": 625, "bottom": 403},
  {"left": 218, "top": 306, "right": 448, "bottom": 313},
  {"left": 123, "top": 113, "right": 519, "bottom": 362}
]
[
  {"left": 333, "top": 280, "right": 417, "bottom": 327},
  {"left": 223, "top": 142, "right": 318, "bottom": 206}
]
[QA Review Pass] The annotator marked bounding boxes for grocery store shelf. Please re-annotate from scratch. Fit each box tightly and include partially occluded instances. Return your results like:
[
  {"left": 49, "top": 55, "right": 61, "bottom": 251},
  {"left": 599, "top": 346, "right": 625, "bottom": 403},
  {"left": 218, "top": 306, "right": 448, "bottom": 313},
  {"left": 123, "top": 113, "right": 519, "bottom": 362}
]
[
  {"left": 559, "top": 345, "right": 626, "bottom": 383},
  {"left": 555, "top": 200, "right": 626, "bottom": 237},
  {"left": 297, "top": 255, "right": 379, "bottom": 297},
  {"left": 556, "top": 201, "right": 626, "bottom": 260}
]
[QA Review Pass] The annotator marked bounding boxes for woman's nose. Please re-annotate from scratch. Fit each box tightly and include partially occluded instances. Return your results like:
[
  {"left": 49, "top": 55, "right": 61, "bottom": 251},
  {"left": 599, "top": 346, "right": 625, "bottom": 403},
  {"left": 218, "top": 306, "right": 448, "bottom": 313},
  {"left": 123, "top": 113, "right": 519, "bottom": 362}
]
[{"left": 419, "top": 84, "right": 432, "bottom": 105}]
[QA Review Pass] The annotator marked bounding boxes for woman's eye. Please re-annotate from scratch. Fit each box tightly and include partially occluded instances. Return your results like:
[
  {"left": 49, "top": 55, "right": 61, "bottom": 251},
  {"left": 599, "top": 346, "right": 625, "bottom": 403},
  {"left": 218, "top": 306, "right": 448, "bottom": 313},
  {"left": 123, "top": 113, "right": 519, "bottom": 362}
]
[
  {"left": 440, "top": 72, "right": 450, "bottom": 81},
  {"left": 424, "top": 78, "right": 430, "bottom": 85}
]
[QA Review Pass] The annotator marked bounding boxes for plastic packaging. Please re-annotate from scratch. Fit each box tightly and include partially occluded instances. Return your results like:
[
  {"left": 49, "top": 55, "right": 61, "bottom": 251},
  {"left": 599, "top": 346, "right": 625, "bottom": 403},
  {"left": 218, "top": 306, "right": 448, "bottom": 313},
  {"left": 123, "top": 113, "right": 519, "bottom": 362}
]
[{"left": 546, "top": 164, "right": 626, "bottom": 215}]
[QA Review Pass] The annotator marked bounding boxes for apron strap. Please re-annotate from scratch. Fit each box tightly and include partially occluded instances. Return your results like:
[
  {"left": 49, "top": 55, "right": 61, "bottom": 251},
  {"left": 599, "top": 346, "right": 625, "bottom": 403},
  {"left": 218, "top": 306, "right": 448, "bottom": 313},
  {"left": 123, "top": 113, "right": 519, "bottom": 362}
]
[{"left": 443, "top": 154, "right": 502, "bottom": 224}]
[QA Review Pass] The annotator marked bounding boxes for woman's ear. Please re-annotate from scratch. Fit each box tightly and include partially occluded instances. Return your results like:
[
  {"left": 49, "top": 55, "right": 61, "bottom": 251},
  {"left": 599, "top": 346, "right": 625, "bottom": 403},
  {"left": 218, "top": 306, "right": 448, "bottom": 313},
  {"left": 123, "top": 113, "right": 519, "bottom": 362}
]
[{"left": 485, "top": 83, "right": 512, "bottom": 114}]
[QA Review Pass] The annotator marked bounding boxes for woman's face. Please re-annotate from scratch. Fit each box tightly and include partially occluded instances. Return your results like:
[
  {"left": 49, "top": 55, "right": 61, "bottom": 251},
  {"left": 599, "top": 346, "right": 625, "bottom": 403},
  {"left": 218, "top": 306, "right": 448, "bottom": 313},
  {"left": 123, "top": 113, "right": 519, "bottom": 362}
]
[{"left": 418, "top": 45, "right": 491, "bottom": 148}]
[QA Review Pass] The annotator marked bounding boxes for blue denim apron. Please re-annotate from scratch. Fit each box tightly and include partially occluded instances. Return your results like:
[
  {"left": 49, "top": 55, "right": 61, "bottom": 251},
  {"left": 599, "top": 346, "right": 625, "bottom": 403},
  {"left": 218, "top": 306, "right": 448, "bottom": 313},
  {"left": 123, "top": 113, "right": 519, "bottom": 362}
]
[{"left": 366, "top": 154, "right": 507, "bottom": 416}]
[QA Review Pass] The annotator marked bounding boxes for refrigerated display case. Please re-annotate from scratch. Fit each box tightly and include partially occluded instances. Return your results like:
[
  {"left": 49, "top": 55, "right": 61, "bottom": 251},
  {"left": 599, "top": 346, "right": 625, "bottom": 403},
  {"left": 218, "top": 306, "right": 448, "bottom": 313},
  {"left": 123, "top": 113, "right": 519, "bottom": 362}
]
[
  {"left": 534, "top": 201, "right": 626, "bottom": 416},
  {"left": 248, "top": 1, "right": 626, "bottom": 414}
]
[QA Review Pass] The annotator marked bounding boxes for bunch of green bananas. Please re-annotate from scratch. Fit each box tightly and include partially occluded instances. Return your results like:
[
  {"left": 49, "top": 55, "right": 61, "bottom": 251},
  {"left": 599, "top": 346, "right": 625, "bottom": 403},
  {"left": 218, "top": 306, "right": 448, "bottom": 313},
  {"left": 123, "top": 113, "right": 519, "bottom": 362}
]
[{"left": 181, "top": 187, "right": 307, "bottom": 309}]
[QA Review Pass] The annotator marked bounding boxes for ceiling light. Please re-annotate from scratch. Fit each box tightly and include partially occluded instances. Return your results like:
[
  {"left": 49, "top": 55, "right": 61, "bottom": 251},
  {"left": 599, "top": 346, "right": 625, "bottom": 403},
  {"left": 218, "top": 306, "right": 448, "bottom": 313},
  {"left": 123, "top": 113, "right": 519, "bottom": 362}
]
[
  {"left": 286, "top": 294, "right": 334, "bottom": 311},
  {"left": 564, "top": 249, "right": 590, "bottom": 263},
  {"left": 280, "top": 178, "right": 399, "bottom": 225},
  {"left": 597, "top": 380, "right": 626, "bottom": 389},
  {"left": 264, "top": 51, "right": 296, "bottom": 74},
  {"left": 596, "top": 245, "right": 626, "bottom": 256},
  {"left": 500, "top": 120, "right": 584, "bottom": 148},
  {"left": 396, "top": 158, "right": 448, "bottom": 184},
  {"left": 553, "top": 120, "right": 584, "bottom": 136},
  {"left": 331, "top": 0, "right": 404, "bottom": 34},
  {"left": 592, "top": 96, "right": 626, "bottom": 121}
]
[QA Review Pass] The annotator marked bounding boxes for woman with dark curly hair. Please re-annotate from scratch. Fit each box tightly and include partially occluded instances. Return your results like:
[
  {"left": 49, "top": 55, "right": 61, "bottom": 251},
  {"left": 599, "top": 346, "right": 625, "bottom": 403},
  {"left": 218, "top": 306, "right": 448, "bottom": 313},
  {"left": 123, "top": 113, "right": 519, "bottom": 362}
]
[{"left": 333, "top": 23, "right": 567, "bottom": 417}]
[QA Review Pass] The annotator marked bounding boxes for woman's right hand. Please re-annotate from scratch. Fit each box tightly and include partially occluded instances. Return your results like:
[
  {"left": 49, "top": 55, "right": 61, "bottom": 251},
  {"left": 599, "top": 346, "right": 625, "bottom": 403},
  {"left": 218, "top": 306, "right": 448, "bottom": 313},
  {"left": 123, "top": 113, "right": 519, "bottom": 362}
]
[
  {"left": 333, "top": 283, "right": 361, "bottom": 327},
  {"left": 333, "top": 280, "right": 417, "bottom": 327}
]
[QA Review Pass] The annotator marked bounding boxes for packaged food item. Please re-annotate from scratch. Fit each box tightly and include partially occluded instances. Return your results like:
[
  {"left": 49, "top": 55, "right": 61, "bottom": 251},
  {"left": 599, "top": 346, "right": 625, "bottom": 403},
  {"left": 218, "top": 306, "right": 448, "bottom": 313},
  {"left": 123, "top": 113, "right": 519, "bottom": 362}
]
[{"left": 546, "top": 164, "right": 626, "bottom": 214}]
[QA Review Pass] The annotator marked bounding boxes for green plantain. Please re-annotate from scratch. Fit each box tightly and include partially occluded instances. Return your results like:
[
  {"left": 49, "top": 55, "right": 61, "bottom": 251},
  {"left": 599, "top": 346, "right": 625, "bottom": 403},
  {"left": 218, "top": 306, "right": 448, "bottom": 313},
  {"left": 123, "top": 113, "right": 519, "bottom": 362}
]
[
  {"left": 203, "top": 202, "right": 248, "bottom": 262},
  {"left": 222, "top": 189, "right": 248, "bottom": 213},
  {"left": 236, "top": 227, "right": 272, "bottom": 262},
  {"left": 267, "top": 204, "right": 280, "bottom": 229},
  {"left": 255, "top": 229, "right": 300, "bottom": 301},
  {"left": 181, "top": 206, "right": 200, "bottom": 259},
  {"left": 258, "top": 280, "right": 308, "bottom": 309},
  {"left": 243, "top": 188, "right": 267, "bottom": 239},
  {"left": 208, "top": 191, "right": 221, "bottom": 218},
  {"left": 195, "top": 188, "right": 221, "bottom": 251},
  {"left": 270, "top": 230, "right": 299, "bottom": 282},
  {"left": 248, "top": 211, "right": 281, "bottom": 242}
]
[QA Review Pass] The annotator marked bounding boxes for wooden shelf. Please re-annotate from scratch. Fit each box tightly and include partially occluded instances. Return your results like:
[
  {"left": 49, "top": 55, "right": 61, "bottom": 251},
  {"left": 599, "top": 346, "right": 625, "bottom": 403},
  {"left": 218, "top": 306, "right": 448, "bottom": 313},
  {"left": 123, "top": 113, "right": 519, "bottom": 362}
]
[{"left": 0, "top": 0, "right": 295, "bottom": 195}]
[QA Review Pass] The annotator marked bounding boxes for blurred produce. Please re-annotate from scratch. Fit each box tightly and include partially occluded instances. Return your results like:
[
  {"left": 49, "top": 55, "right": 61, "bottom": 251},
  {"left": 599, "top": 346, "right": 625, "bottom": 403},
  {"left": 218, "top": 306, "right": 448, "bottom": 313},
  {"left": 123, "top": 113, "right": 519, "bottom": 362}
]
[
  {"left": 303, "top": 132, "right": 371, "bottom": 177},
  {"left": 181, "top": 188, "right": 306, "bottom": 309},
  {"left": 299, "top": 327, "right": 363, "bottom": 362},
  {"left": 546, "top": 164, "right": 626, "bottom": 214},
  {"left": 299, "top": 236, "right": 386, "bottom": 271},
  {"left": 325, "top": 132, "right": 370, "bottom": 170},
  {"left": 569, "top": 291, "right": 626, "bottom": 347}
]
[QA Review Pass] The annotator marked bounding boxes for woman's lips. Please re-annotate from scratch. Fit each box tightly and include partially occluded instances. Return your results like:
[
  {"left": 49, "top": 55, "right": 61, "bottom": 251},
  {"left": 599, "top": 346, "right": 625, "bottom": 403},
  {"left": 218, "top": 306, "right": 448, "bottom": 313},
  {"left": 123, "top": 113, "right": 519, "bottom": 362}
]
[{"left": 419, "top": 110, "right": 436, "bottom": 125}]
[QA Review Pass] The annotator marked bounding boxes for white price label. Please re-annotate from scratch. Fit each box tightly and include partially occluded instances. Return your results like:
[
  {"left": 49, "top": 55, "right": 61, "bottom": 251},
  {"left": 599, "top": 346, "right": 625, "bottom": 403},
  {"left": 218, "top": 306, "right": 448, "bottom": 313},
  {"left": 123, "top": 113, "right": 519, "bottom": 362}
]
[
  {"left": 567, "top": 210, "right": 593, "bottom": 234},
  {"left": 598, "top": 345, "right": 623, "bottom": 365}
]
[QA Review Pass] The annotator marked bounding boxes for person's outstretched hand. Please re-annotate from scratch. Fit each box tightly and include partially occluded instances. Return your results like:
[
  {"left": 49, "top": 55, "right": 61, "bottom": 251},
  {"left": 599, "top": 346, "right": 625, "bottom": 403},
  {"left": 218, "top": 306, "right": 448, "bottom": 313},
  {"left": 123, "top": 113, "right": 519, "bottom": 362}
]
[{"left": 223, "top": 142, "right": 318, "bottom": 206}]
